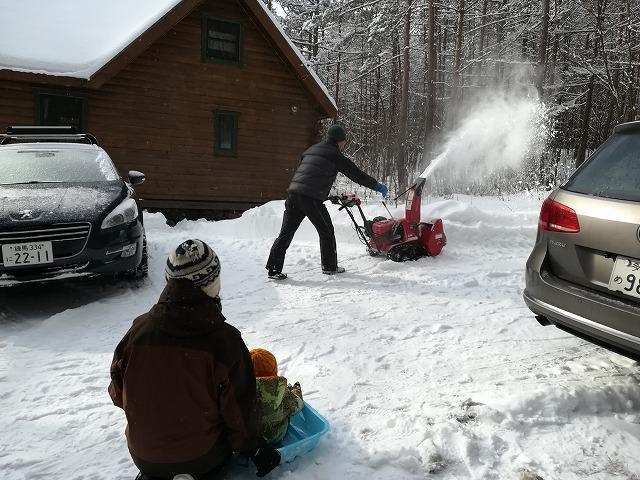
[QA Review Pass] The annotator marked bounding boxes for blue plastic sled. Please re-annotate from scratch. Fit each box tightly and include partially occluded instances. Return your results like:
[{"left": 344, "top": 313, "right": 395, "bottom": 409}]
[{"left": 277, "top": 402, "right": 330, "bottom": 463}]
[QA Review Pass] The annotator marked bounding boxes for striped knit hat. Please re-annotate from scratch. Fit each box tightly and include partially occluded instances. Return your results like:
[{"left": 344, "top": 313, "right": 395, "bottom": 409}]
[{"left": 165, "top": 239, "right": 221, "bottom": 298}]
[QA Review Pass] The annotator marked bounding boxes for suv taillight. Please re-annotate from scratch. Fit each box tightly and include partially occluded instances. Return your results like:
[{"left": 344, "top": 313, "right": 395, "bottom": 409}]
[{"left": 539, "top": 198, "right": 580, "bottom": 233}]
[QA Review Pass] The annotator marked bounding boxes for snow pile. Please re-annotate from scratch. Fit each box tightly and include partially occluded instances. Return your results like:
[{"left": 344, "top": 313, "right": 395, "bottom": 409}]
[{"left": 1, "top": 192, "right": 640, "bottom": 480}]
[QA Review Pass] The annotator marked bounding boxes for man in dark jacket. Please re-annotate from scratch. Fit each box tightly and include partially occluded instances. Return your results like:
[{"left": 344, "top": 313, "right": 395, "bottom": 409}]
[
  {"left": 266, "top": 125, "right": 388, "bottom": 279},
  {"left": 109, "top": 239, "right": 281, "bottom": 479}
]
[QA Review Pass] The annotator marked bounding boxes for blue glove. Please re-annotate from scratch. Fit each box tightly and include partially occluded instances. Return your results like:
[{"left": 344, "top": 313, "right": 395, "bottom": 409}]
[{"left": 374, "top": 183, "right": 388, "bottom": 197}]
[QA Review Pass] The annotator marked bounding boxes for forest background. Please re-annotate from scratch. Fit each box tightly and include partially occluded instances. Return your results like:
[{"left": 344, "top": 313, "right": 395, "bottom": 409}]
[{"left": 263, "top": 0, "right": 640, "bottom": 194}]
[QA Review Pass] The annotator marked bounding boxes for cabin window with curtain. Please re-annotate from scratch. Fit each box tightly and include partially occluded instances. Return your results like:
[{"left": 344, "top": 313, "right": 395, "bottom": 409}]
[
  {"left": 203, "top": 18, "right": 241, "bottom": 64},
  {"left": 214, "top": 111, "right": 238, "bottom": 157},
  {"left": 36, "top": 92, "right": 86, "bottom": 132}
]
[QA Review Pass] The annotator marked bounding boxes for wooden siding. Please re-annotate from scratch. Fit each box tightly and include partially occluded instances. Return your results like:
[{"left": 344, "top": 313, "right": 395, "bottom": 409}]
[{"left": 0, "top": 0, "right": 325, "bottom": 209}]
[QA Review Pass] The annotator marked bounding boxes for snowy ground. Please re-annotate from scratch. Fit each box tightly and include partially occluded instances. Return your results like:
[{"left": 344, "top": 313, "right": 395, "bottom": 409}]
[{"left": 2, "top": 192, "right": 640, "bottom": 480}]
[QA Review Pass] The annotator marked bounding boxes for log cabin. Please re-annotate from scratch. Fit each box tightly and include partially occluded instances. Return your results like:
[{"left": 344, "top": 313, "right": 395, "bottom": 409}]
[{"left": 0, "top": 0, "right": 336, "bottom": 218}]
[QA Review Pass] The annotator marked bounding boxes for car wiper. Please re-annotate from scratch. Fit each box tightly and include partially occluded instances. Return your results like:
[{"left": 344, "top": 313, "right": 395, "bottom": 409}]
[
  {"left": 592, "top": 189, "right": 640, "bottom": 202},
  {"left": 1, "top": 181, "right": 64, "bottom": 185}
]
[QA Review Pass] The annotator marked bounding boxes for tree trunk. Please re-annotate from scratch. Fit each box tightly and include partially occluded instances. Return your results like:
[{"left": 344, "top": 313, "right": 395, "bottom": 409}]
[
  {"left": 451, "top": 0, "right": 465, "bottom": 118},
  {"left": 625, "top": 31, "right": 640, "bottom": 122},
  {"left": 575, "top": 78, "right": 594, "bottom": 168},
  {"left": 548, "top": 34, "right": 559, "bottom": 87},
  {"left": 335, "top": 19, "right": 342, "bottom": 112},
  {"left": 312, "top": 1, "right": 319, "bottom": 59},
  {"left": 478, "top": 0, "right": 488, "bottom": 58},
  {"left": 604, "top": 68, "right": 621, "bottom": 136},
  {"left": 576, "top": 0, "right": 606, "bottom": 168},
  {"left": 423, "top": 0, "right": 437, "bottom": 161},
  {"left": 495, "top": 0, "right": 508, "bottom": 84},
  {"left": 388, "top": 32, "right": 400, "bottom": 181},
  {"left": 535, "top": 0, "right": 551, "bottom": 97},
  {"left": 397, "top": 0, "right": 412, "bottom": 190}
]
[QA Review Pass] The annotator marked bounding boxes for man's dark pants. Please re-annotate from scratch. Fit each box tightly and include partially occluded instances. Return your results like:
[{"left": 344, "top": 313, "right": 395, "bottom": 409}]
[{"left": 267, "top": 192, "right": 337, "bottom": 272}]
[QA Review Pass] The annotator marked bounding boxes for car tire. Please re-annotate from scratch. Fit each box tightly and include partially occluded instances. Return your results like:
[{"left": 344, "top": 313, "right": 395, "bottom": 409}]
[{"left": 124, "top": 236, "right": 148, "bottom": 280}]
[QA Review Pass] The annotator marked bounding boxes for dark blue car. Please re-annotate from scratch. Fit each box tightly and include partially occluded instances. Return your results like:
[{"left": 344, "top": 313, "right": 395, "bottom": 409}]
[{"left": 0, "top": 126, "right": 147, "bottom": 285}]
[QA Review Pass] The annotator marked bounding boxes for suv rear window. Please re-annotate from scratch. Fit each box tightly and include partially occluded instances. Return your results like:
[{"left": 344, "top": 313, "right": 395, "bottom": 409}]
[
  {"left": 0, "top": 148, "right": 119, "bottom": 184},
  {"left": 564, "top": 133, "right": 640, "bottom": 202}
]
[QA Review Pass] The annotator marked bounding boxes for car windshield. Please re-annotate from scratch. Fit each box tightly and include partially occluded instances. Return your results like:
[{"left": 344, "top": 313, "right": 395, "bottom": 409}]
[
  {"left": 564, "top": 133, "right": 640, "bottom": 202},
  {"left": 0, "top": 148, "right": 119, "bottom": 184}
]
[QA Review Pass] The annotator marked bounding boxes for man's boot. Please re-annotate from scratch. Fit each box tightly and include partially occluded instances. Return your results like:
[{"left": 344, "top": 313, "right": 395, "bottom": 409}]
[
  {"left": 268, "top": 269, "right": 288, "bottom": 280},
  {"left": 322, "top": 266, "right": 346, "bottom": 275}
]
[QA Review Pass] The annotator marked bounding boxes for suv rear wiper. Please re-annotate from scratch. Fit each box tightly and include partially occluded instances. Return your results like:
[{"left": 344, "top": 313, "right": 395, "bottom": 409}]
[{"left": 592, "top": 189, "right": 640, "bottom": 202}]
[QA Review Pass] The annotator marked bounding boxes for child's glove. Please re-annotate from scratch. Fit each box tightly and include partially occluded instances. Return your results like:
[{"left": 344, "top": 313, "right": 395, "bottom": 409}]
[
  {"left": 252, "top": 445, "right": 281, "bottom": 477},
  {"left": 290, "top": 381, "right": 303, "bottom": 400}
]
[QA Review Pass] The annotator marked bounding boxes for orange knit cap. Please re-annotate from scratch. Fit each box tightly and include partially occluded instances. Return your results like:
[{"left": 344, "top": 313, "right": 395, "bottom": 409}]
[{"left": 250, "top": 348, "right": 278, "bottom": 378}]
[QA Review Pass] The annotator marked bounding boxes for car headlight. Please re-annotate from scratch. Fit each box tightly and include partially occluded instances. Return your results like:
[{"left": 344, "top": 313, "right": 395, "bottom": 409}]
[{"left": 101, "top": 198, "right": 139, "bottom": 229}]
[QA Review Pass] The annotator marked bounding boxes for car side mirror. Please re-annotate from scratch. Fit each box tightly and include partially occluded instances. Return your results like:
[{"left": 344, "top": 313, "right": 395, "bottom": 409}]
[{"left": 128, "top": 170, "right": 145, "bottom": 186}]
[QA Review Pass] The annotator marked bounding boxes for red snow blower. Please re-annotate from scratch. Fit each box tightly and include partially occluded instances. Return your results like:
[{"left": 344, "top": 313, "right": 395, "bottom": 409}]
[{"left": 329, "top": 177, "right": 446, "bottom": 262}]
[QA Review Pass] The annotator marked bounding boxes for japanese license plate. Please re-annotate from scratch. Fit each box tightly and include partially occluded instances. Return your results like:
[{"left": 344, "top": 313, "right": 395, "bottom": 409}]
[
  {"left": 608, "top": 256, "right": 640, "bottom": 299},
  {"left": 1, "top": 241, "right": 54, "bottom": 267}
]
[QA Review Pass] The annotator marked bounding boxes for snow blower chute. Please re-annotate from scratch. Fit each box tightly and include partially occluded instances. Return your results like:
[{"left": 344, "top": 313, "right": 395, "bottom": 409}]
[{"left": 329, "top": 177, "right": 446, "bottom": 262}]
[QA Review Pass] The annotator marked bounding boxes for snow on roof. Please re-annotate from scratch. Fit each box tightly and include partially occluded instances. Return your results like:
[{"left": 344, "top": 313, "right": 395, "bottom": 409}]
[
  {"left": 0, "top": 0, "right": 180, "bottom": 78},
  {"left": 248, "top": 1, "right": 337, "bottom": 112},
  {"left": 0, "top": 0, "right": 336, "bottom": 114}
]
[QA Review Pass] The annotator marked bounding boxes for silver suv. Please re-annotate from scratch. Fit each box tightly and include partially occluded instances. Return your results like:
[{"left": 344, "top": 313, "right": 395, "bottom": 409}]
[{"left": 524, "top": 121, "right": 640, "bottom": 360}]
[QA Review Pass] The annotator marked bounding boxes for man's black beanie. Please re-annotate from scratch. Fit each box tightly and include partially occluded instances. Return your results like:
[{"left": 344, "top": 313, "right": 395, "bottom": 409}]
[{"left": 327, "top": 124, "right": 347, "bottom": 142}]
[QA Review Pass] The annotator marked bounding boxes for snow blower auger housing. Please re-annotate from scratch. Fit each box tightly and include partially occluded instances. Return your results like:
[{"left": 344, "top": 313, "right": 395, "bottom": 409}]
[{"left": 329, "top": 177, "right": 446, "bottom": 262}]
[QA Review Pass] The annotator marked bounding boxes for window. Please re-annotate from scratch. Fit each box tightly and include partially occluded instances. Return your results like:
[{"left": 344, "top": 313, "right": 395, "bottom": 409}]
[
  {"left": 0, "top": 149, "right": 119, "bottom": 185},
  {"left": 564, "top": 132, "right": 640, "bottom": 202},
  {"left": 203, "top": 17, "right": 241, "bottom": 64},
  {"left": 214, "top": 111, "right": 238, "bottom": 157},
  {"left": 36, "top": 92, "right": 87, "bottom": 132}
]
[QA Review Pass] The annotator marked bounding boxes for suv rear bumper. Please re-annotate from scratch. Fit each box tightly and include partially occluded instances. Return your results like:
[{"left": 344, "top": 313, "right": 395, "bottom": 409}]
[
  {"left": 525, "top": 245, "right": 640, "bottom": 359},
  {"left": 0, "top": 221, "right": 144, "bottom": 286},
  {"left": 523, "top": 290, "right": 640, "bottom": 360}
]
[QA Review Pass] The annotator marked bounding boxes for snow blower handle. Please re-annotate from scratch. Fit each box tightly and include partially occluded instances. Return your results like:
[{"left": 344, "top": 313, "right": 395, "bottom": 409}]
[{"left": 328, "top": 194, "right": 361, "bottom": 210}]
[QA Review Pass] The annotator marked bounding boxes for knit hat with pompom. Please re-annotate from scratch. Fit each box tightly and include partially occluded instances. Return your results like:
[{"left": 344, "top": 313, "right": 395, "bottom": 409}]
[{"left": 165, "top": 239, "right": 221, "bottom": 298}]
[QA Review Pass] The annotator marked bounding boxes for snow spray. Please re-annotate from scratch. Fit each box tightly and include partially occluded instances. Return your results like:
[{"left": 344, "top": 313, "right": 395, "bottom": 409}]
[{"left": 419, "top": 94, "right": 551, "bottom": 183}]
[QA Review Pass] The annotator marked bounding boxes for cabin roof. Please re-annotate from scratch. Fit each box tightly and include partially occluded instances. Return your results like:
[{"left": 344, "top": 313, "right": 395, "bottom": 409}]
[{"left": 0, "top": 0, "right": 336, "bottom": 116}]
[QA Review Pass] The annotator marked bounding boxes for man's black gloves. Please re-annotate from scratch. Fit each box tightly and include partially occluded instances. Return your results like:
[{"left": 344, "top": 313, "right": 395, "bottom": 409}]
[{"left": 252, "top": 444, "right": 281, "bottom": 477}]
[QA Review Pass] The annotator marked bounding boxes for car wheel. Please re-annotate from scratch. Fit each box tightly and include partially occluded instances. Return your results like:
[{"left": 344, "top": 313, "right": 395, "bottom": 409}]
[{"left": 124, "top": 236, "right": 148, "bottom": 280}]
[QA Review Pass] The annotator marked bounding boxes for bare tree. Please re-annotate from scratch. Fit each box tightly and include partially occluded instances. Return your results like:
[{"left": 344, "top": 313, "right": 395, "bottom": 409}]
[{"left": 278, "top": 0, "right": 640, "bottom": 192}]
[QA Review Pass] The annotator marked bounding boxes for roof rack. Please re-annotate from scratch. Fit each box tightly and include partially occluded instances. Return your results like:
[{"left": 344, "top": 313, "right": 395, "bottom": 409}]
[{"left": 0, "top": 126, "right": 99, "bottom": 146}]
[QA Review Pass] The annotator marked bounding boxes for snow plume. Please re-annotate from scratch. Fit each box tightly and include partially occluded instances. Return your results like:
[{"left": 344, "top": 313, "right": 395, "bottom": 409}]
[{"left": 419, "top": 93, "right": 551, "bottom": 188}]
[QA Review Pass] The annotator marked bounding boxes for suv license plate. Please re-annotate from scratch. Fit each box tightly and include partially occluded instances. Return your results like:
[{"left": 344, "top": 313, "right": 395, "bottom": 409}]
[
  {"left": 608, "top": 256, "right": 640, "bottom": 299},
  {"left": 2, "top": 241, "right": 54, "bottom": 267}
]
